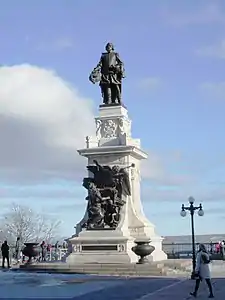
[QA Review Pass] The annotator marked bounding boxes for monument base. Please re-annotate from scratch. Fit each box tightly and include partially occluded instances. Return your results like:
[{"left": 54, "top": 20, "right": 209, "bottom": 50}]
[
  {"left": 67, "top": 104, "right": 167, "bottom": 264},
  {"left": 67, "top": 226, "right": 167, "bottom": 264},
  {"left": 67, "top": 230, "right": 137, "bottom": 264}
]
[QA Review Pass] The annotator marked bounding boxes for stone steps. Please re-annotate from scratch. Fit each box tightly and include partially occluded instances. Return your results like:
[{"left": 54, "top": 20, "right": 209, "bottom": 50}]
[
  {"left": 19, "top": 259, "right": 192, "bottom": 277},
  {"left": 20, "top": 263, "right": 168, "bottom": 276}
]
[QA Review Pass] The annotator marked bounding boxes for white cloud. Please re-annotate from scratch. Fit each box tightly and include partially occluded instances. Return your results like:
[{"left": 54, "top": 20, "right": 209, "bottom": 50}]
[
  {"left": 0, "top": 64, "right": 95, "bottom": 184},
  {"left": 0, "top": 64, "right": 200, "bottom": 196},
  {"left": 55, "top": 38, "right": 74, "bottom": 49},
  {"left": 141, "top": 151, "right": 193, "bottom": 186},
  {"left": 196, "top": 40, "right": 225, "bottom": 59},
  {"left": 0, "top": 185, "right": 82, "bottom": 199},
  {"left": 138, "top": 77, "right": 161, "bottom": 90},
  {"left": 0, "top": 64, "right": 179, "bottom": 187},
  {"left": 200, "top": 81, "right": 225, "bottom": 99},
  {"left": 141, "top": 152, "right": 165, "bottom": 180},
  {"left": 37, "top": 37, "right": 74, "bottom": 52},
  {"left": 162, "top": 3, "right": 225, "bottom": 26},
  {"left": 142, "top": 184, "right": 225, "bottom": 204}
]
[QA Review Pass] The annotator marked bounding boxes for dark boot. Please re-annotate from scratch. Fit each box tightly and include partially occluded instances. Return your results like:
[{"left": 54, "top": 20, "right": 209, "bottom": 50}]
[
  {"left": 206, "top": 279, "right": 214, "bottom": 298},
  {"left": 190, "top": 279, "right": 201, "bottom": 297}
]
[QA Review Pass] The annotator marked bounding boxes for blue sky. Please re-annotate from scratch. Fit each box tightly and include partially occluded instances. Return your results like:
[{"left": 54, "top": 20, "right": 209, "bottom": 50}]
[{"left": 1, "top": 0, "right": 225, "bottom": 238}]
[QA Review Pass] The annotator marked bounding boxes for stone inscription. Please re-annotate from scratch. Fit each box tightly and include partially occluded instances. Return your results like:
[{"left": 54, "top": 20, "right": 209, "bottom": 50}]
[{"left": 82, "top": 245, "right": 118, "bottom": 251}]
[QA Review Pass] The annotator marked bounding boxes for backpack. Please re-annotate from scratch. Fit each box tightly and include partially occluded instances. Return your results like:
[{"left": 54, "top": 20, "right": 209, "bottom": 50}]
[{"left": 201, "top": 253, "right": 210, "bottom": 264}]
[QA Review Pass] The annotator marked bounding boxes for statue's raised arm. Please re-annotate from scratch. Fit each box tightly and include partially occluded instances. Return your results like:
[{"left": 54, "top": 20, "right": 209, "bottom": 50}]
[
  {"left": 89, "top": 42, "right": 125, "bottom": 106},
  {"left": 93, "top": 159, "right": 105, "bottom": 172}
]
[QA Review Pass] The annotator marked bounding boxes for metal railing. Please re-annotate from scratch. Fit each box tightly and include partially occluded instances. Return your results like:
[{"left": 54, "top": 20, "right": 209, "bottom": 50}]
[
  {"left": 0, "top": 246, "right": 68, "bottom": 264},
  {"left": 36, "top": 248, "right": 68, "bottom": 262},
  {"left": 1, "top": 243, "right": 223, "bottom": 264},
  {"left": 162, "top": 242, "right": 224, "bottom": 259}
]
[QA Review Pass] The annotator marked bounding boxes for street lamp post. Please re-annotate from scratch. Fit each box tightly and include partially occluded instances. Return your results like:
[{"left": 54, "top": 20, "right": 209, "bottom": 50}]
[{"left": 180, "top": 196, "right": 204, "bottom": 279}]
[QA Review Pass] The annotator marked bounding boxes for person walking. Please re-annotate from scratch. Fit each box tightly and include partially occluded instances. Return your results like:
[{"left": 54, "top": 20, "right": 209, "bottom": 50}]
[
  {"left": 54, "top": 241, "right": 59, "bottom": 260},
  {"left": 15, "top": 237, "right": 21, "bottom": 264},
  {"left": 215, "top": 242, "right": 220, "bottom": 253},
  {"left": 190, "top": 243, "right": 214, "bottom": 298},
  {"left": 62, "top": 241, "right": 67, "bottom": 249},
  {"left": 40, "top": 241, "right": 47, "bottom": 261},
  {"left": 220, "top": 240, "right": 225, "bottom": 259},
  {"left": 1, "top": 240, "right": 10, "bottom": 268}
]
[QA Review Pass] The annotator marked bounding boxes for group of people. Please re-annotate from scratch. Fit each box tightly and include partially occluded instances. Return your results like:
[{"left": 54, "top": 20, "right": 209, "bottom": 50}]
[
  {"left": 215, "top": 240, "right": 225, "bottom": 256},
  {"left": 39, "top": 240, "right": 67, "bottom": 261},
  {"left": 1, "top": 238, "right": 68, "bottom": 267}
]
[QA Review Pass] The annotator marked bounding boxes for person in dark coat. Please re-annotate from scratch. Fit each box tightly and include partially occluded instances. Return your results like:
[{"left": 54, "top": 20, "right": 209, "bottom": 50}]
[
  {"left": 1, "top": 240, "right": 10, "bottom": 268},
  {"left": 40, "top": 241, "right": 47, "bottom": 261}
]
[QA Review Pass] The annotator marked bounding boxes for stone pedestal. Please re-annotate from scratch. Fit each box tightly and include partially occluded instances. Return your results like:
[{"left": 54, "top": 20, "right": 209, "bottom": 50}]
[{"left": 67, "top": 104, "right": 167, "bottom": 264}]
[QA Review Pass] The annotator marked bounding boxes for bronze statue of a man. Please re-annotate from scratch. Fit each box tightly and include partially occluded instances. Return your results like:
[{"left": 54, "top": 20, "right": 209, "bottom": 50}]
[{"left": 89, "top": 42, "right": 125, "bottom": 105}]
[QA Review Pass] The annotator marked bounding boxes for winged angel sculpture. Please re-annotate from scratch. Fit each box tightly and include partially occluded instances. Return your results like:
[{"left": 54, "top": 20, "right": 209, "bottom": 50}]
[{"left": 82, "top": 160, "right": 134, "bottom": 230}]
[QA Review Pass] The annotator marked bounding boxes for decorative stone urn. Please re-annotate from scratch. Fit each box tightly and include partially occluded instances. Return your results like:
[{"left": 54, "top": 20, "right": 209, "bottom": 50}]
[
  {"left": 132, "top": 239, "right": 155, "bottom": 264},
  {"left": 22, "top": 242, "right": 39, "bottom": 264}
]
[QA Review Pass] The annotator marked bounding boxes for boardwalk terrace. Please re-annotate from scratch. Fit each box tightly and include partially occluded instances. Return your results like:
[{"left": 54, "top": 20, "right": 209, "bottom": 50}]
[{"left": 162, "top": 234, "right": 225, "bottom": 258}]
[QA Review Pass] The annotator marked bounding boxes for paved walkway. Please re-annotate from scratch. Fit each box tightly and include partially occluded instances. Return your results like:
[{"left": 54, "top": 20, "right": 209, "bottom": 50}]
[
  {"left": 0, "top": 271, "right": 185, "bottom": 299},
  {"left": 0, "top": 261, "right": 224, "bottom": 299},
  {"left": 139, "top": 278, "right": 225, "bottom": 299},
  {"left": 1, "top": 272, "right": 225, "bottom": 299}
]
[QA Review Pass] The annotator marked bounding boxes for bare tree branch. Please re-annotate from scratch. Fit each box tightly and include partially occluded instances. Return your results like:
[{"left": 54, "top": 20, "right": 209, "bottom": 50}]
[{"left": 1, "top": 203, "right": 61, "bottom": 244}]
